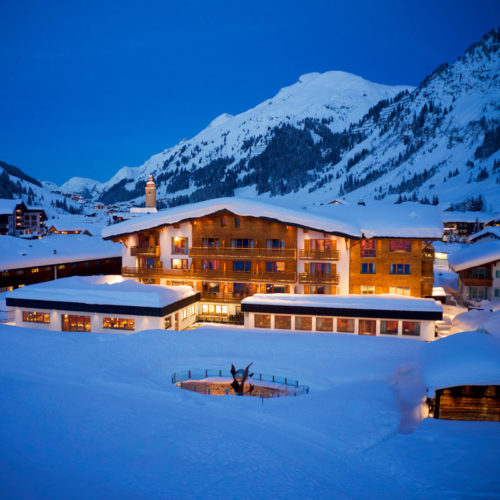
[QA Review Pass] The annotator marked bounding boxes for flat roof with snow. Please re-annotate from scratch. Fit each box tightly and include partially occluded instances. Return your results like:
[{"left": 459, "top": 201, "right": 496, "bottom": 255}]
[
  {"left": 422, "top": 331, "right": 500, "bottom": 396},
  {"left": 241, "top": 294, "right": 443, "bottom": 320},
  {"left": 448, "top": 240, "right": 500, "bottom": 271},
  {"left": 102, "top": 197, "right": 443, "bottom": 240},
  {"left": 6, "top": 276, "right": 199, "bottom": 317},
  {"left": 0, "top": 234, "right": 121, "bottom": 271}
]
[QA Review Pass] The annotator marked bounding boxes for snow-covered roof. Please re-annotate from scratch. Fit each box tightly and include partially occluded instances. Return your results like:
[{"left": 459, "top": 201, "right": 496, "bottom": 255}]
[
  {"left": 448, "top": 240, "right": 500, "bottom": 271},
  {"left": 102, "top": 197, "right": 443, "bottom": 240},
  {"left": 242, "top": 293, "right": 443, "bottom": 314},
  {"left": 0, "top": 199, "right": 21, "bottom": 215},
  {"left": 130, "top": 207, "right": 158, "bottom": 214},
  {"left": 0, "top": 234, "right": 121, "bottom": 271},
  {"left": 468, "top": 226, "right": 500, "bottom": 242},
  {"left": 6, "top": 275, "right": 195, "bottom": 309},
  {"left": 442, "top": 211, "right": 493, "bottom": 223},
  {"left": 422, "top": 331, "right": 500, "bottom": 396}
]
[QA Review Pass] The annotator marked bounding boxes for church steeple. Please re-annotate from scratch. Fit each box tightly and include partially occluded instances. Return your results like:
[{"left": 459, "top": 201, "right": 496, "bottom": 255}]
[{"left": 145, "top": 175, "right": 156, "bottom": 209}]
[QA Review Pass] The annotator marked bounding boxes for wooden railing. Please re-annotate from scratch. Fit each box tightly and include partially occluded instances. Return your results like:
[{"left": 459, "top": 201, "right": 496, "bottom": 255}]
[
  {"left": 189, "top": 247, "right": 296, "bottom": 259},
  {"left": 130, "top": 246, "right": 160, "bottom": 257},
  {"left": 299, "top": 272, "right": 339, "bottom": 284},
  {"left": 299, "top": 249, "right": 339, "bottom": 260},
  {"left": 122, "top": 267, "right": 296, "bottom": 283}
]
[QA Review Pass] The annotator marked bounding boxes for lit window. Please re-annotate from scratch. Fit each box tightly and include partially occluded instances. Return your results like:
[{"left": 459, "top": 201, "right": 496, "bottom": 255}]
[
  {"left": 337, "top": 318, "right": 354, "bottom": 333},
  {"left": 274, "top": 315, "right": 291, "bottom": 329},
  {"left": 172, "top": 237, "right": 188, "bottom": 254},
  {"left": 103, "top": 317, "right": 135, "bottom": 331},
  {"left": 389, "top": 240, "right": 411, "bottom": 252},
  {"left": 402, "top": 321, "right": 420, "bottom": 336},
  {"left": 359, "top": 319, "right": 376, "bottom": 335},
  {"left": 62, "top": 314, "right": 91, "bottom": 332},
  {"left": 265, "top": 261, "right": 285, "bottom": 272},
  {"left": 31, "top": 268, "right": 39, "bottom": 273},
  {"left": 361, "top": 239, "right": 376, "bottom": 257},
  {"left": 254, "top": 314, "right": 271, "bottom": 328},
  {"left": 164, "top": 316, "right": 172, "bottom": 329},
  {"left": 316, "top": 317, "right": 333, "bottom": 332},
  {"left": 295, "top": 316, "right": 312, "bottom": 331},
  {"left": 360, "top": 285, "right": 375, "bottom": 295},
  {"left": 172, "top": 259, "right": 189, "bottom": 269},
  {"left": 23, "top": 311, "right": 50, "bottom": 324},
  {"left": 389, "top": 286, "right": 410, "bottom": 296},
  {"left": 380, "top": 320, "right": 398, "bottom": 335},
  {"left": 202, "top": 260, "right": 220, "bottom": 270}
]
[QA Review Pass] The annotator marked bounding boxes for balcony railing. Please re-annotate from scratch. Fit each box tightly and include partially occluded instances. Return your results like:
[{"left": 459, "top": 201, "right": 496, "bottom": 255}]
[
  {"left": 122, "top": 267, "right": 296, "bottom": 283},
  {"left": 299, "top": 249, "right": 339, "bottom": 260},
  {"left": 130, "top": 246, "right": 160, "bottom": 257},
  {"left": 299, "top": 272, "right": 339, "bottom": 284},
  {"left": 189, "top": 247, "right": 296, "bottom": 259}
]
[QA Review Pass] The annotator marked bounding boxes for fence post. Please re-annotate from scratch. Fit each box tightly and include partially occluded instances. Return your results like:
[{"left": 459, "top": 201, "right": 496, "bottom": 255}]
[
  {"left": 205, "top": 369, "right": 208, "bottom": 377},
  {"left": 188, "top": 369, "right": 191, "bottom": 379},
  {"left": 219, "top": 369, "right": 222, "bottom": 377},
  {"left": 272, "top": 375, "right": 275, "bottom": 382},
  {"left": 285, "top": 377, "right": 287, "bottom": 386}
]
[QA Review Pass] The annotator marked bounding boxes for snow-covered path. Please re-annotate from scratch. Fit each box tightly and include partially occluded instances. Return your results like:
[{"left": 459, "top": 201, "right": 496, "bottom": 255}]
[{"left": 0, "top": 325, "right": 498, "bottom": 499}]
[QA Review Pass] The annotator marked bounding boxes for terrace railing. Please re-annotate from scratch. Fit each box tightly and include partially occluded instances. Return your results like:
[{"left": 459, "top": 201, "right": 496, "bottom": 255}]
[
  {"left": 189, "top": 247, "right": 296, "bottom": 259},
  {"left": 299, "top": 249, "right": 339, "bottom": 260}
]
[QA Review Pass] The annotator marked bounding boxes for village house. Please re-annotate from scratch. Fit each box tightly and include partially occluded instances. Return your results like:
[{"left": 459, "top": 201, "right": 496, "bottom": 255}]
[
  {"left": 449, "top": 240, "right": 500, "bottom": 301},
  {"left": 0, "top": 199, "right": 47, "bottom": 236}
]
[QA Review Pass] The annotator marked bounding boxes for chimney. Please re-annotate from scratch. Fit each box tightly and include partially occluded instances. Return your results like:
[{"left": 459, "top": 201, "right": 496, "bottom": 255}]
[{"left": 145, "top": 175, "right": 156, "bottom": 209}]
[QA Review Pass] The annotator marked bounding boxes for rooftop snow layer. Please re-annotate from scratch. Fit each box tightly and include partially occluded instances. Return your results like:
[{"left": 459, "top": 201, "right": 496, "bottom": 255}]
[
  {"left": 102, "top": 197, "right": 443, "bottom": 240},
  {"left": 441, "top": 211, "right": 493, "bottom": 223},
  {"left": 448, "top": 240, "right": 500, "bottom": 271},
  {"left": 6, "top": 275, "right": 195, "bottom": 308},
  {"left": 242, "top": 293, "right": 443, "bottom": 313},
  {"left": 468, "top": 226, "right": 500, "bottom": 242},
  {"left": 0, "top": 198, "right": 21, "bottom": 214},
  {"left": 422, "top": 330, "right": 500, "bottom": 395},
  {"left": 0, "top": 234, "right": 121, "bottom": 270}
]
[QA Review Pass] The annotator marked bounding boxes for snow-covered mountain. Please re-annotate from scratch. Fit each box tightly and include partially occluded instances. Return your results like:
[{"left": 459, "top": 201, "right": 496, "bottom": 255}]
[
  {"left": 0, "top": 160, "right": 82, "bottom": 215},
  {"left": 58, "top": 177, "right": 103, "bottom": 198},
  {"left": 62, "top": 29, "right": 500, "bottom": 211},
  {"left": 94, "top": 71, "right": 412, "bottom": 204}
]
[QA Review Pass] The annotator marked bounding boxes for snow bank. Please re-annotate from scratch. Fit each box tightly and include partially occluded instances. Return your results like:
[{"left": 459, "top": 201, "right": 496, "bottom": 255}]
[{"left": 422, "top": 330, "right": 500, "bottom": 396}]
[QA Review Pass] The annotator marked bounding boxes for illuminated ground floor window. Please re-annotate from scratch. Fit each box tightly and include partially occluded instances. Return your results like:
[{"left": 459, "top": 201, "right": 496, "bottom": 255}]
[
  {"left": 202, "top": 304, "right": 228, "bottom": 315},
  {"left": 23, "top": 311, "right": 50, "bottom": 324},
  {"left": 62, "top": 314, "right": 91, "bottom": 332},
  {"left": 274, "top": 315, "right": 291, "bottom": 329},
  {"left": 103, "top": 317, "right": 135, "bottom": 331},
  {"left": 254, "top": 314, "right": 271, "bottom": 328}
]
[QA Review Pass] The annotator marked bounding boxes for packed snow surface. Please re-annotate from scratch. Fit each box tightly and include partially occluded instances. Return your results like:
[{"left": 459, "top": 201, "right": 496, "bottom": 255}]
[
  {"left": 0, "top": 325, "right": 498, "bottom": 499},
  {"left": 243, "top": 293, "right": 443, "bottom": 314},
  {"left": 448, "top": 240, "right": 500, "bottom": 271},
  {"left": 102, "top": 197, "right": 443, "bottom": 239},
  {"left": 6, "top": 275, "right": 195, "bottom": 308},
  {"left": 0, "top": 234, "right": 121, "bottom": 270},
  {"left": 422, "top": 330, "right": 500, "bottom": 395}
]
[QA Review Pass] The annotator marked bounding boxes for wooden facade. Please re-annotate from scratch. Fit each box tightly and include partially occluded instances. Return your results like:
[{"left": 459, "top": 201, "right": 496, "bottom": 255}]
[
  {"left": 428, "top": 385, "right": 500, "bottom": 421},
  {"left": 349, "top": 238, "right": 434, "bottom": 297}
]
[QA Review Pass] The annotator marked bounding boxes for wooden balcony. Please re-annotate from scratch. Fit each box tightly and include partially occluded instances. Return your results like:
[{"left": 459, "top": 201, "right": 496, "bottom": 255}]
[
  {"left": 189, "top": 247, "right": 296, "bottom": 260},
  {"left": 299, "top": 249, "right": 339, "bottom": 260},
  {"left": 422, "top": 249, "right": 435, "bottom": 260},
  {"left": 299, "top": 272, "right": 339, "bottom": 284},
  {"left": 200, "top": 292, "right": 253, "bottom": 303},
  {"left": 462, "top": 277, "right": 493, "bottom": 287},
  {"left": 122, "top": 267, "right": 296, "bottom": 283},
  {"left": 130, "top": 246, "right": 160, "bottom": 257}
]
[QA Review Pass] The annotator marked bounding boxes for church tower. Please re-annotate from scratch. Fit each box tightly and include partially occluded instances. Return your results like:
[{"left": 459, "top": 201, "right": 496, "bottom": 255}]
[{"left": 145, "top": 175, "right": 156, "bottom": 209}]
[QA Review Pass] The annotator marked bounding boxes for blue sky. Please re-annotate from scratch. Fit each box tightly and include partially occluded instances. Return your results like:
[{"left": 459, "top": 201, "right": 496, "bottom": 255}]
[{"left": 1, "top": 0, "right": 498, "bottom": 184}]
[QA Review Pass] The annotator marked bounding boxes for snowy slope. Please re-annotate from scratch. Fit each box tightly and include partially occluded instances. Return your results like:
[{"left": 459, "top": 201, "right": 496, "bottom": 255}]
[
  {"left": 0, "top": 325, "right": 498, "bottom": 498},
  {"left": 58, "top": 177, "right": 103, "bottom": 197}
]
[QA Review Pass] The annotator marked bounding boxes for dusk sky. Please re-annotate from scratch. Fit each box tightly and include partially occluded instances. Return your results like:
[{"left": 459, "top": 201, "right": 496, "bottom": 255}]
[{"left": 1, "top": 0, "right": 499, "bottom": 185}]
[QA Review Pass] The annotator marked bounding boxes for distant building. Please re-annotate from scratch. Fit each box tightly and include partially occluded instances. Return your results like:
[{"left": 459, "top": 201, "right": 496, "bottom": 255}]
[
  {"left": 130, "top": 175, "right": 158, "bottom": 215},
  {"left": 0, "top": 199, "right": 47, "bottom": 236},
  {"left": 449, "top": 240, "right": 500, "bottom": 301},
  {"left": 442, "top": 211, "right": 491, "bottom": 240}
]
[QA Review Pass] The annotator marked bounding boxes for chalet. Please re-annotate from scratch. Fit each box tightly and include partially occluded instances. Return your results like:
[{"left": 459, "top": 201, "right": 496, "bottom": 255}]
[
  {"left": 0, "top": 199, "right": 47, "bottom": 236},
  {"left": 468, "top": 226, "right": 500, "bottom": 243},
  {"left": 6, "top": 276, "right": 199, "bottom": 333},
  {"left": 102, "top": 196, "right": 442, "bottom": 322},
  {"left": 449, "top": 241, "right": 500, "bottom": 301},
  {"left": 442, "top": 211, "right": 492, "bottom": 241},
  {"left": 423, "top": 331, "right": 500, "bottom": 421}
]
